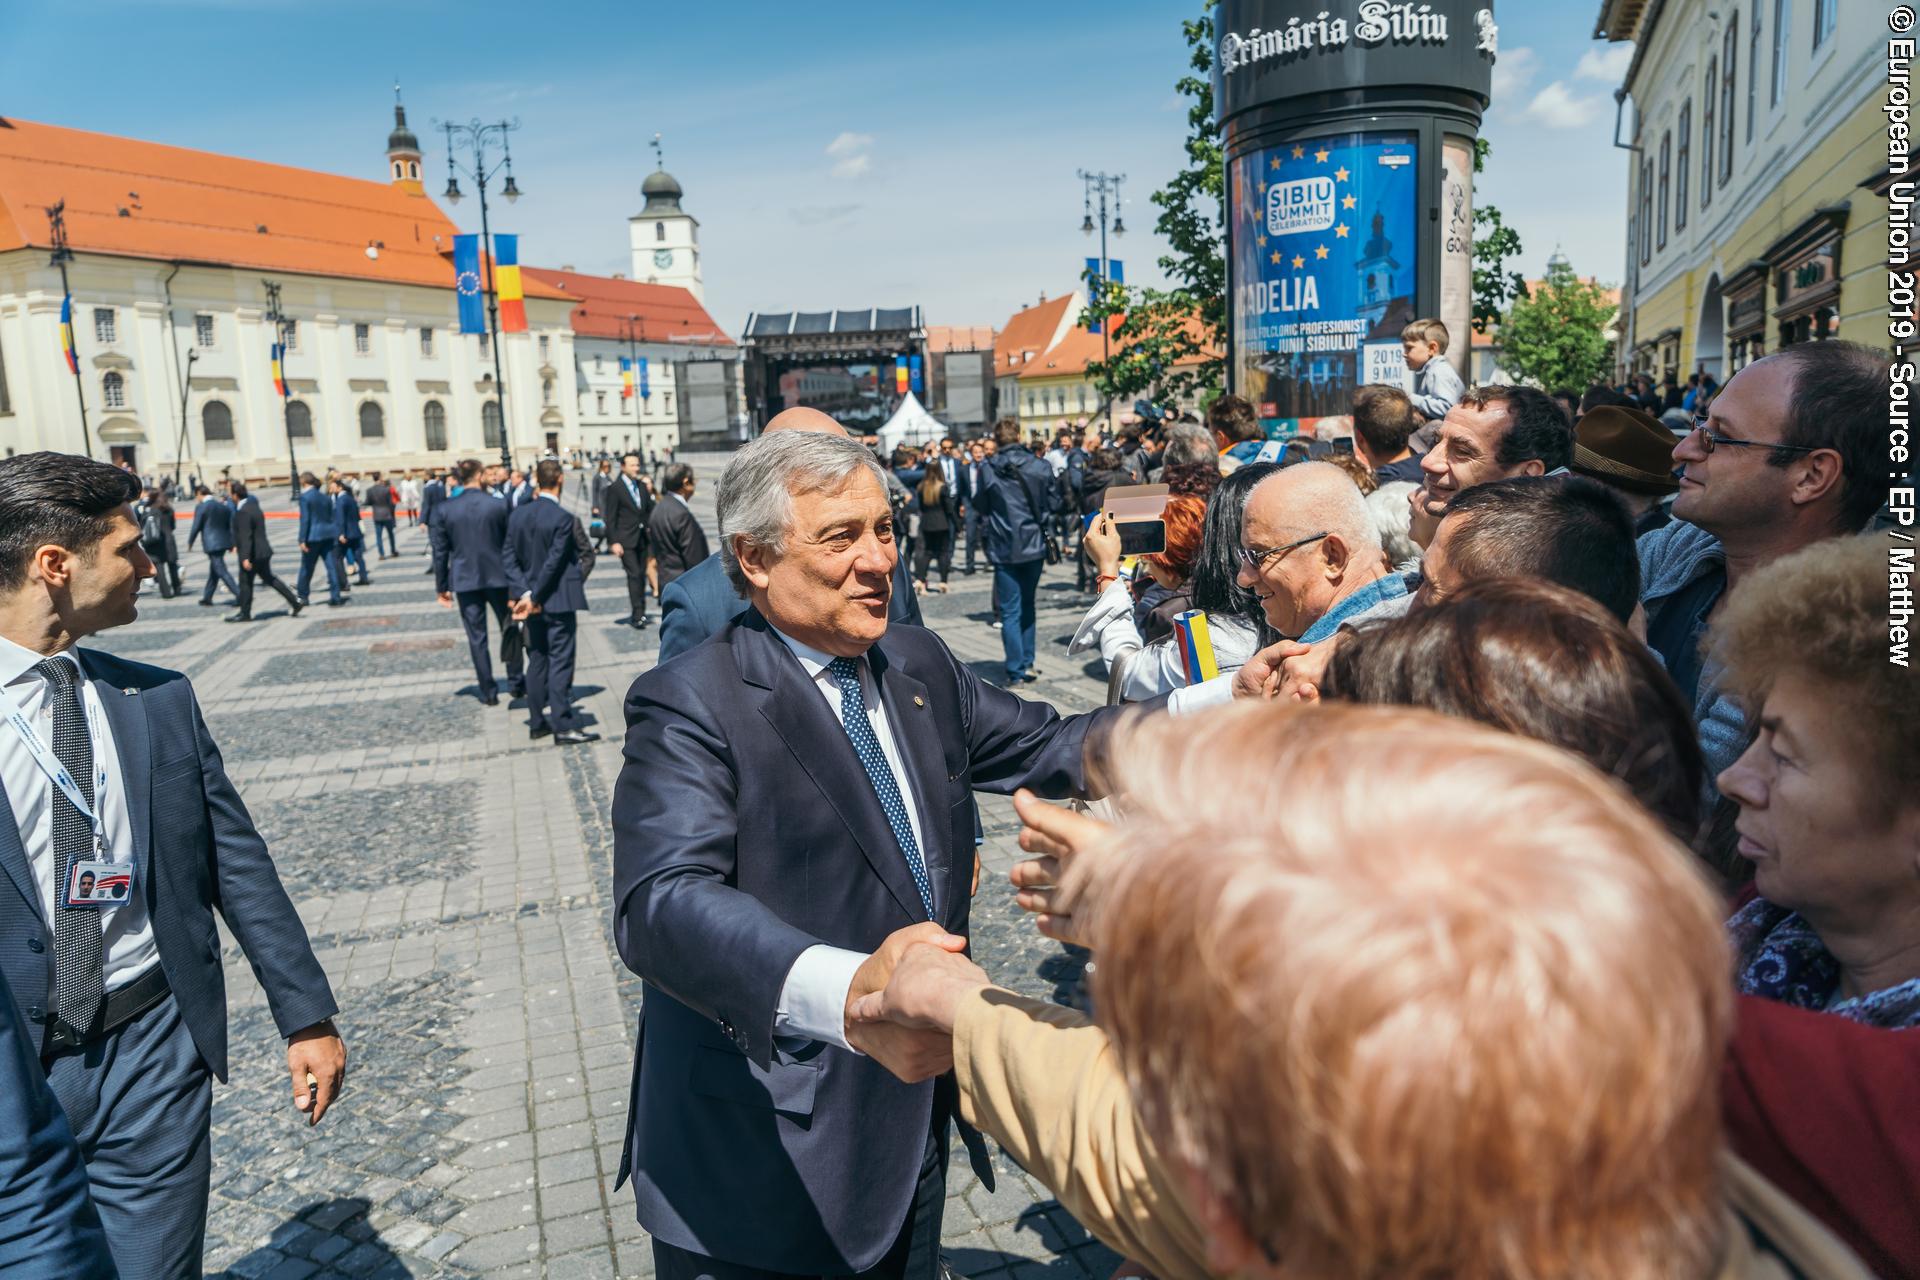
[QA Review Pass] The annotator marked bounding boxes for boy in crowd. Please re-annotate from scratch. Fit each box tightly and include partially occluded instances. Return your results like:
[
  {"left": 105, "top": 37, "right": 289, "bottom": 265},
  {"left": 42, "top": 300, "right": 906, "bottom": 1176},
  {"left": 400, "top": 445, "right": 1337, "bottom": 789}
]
[{"left": 1403, "top": 318, "right": 1465, "bottom": 423}]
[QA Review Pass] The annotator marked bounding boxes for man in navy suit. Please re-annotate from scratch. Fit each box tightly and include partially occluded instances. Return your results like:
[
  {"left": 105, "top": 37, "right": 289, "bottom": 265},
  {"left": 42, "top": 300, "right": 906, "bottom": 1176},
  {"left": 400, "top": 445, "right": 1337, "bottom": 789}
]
[
  {"left": 331, "top": 477, "right": 372, "bottom": 586},
  {"left": 0, "top": 453, "right": 344, "bottom": 1277},
  {"left": 419, "top": 470, "right": 449, "bottom": 574},
  {"left": 505, "top": 460, "right": 597, "bottom": 745},
  {"left": 656, "top": 409, "right": 922, "bottom": 663},
  {"left": 431, "top": 458, "right": 523, "bottom": 706},
  {"left": 295, "top": 471, "right": 347, "bottom": 605},
  {"left": 0, "top": 967, "right": 114, "bottom": 1279},
  {"left": 613, "top": 430, "right": 1142, "bottom": 1277},
  {"left": 185, "top": 483, "right": 240, "bottom": 607}
]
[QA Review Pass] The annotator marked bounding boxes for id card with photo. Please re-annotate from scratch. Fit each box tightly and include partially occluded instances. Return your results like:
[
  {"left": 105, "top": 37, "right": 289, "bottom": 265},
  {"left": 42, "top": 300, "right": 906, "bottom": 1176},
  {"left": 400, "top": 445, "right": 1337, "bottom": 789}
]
[{"left": 65, "top": 860, "right": 131, "bottom": 907}]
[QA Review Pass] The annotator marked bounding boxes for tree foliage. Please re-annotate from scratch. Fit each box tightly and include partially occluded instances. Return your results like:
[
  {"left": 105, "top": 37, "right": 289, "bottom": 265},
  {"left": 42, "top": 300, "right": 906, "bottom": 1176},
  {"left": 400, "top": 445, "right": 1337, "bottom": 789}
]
[
  {"left": 1085, "top": 11, "right": 1225, "bottom": 407},
  {"left": 1472, "top": 138, "right": 1528, "bottom": 335},
  {"left": 1495, "top": 255, "right": 1617, "bottom": 392}
]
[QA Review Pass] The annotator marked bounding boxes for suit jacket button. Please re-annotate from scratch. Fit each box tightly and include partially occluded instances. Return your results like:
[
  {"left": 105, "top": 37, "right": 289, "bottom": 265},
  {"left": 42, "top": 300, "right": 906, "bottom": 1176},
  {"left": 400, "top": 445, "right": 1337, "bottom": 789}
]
[
  {"left": 27, "top": 1006, "right": 43, "bottom": 1022},
  {"left": 27, "top": 938, "right": 44, "bottom": 953}
]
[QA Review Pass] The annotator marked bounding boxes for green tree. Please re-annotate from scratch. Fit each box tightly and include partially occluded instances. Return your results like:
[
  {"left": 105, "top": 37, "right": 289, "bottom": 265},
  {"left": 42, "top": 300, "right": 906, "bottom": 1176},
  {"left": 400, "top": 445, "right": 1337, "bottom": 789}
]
[
  {"left": 1085, "top": 10, "right": 1225, "bottom": 408},
  {"left": 1472, "top": 138, "right": 1528, "bottom": 335},
  {"left": 1495, "top": 256, "right": 1618, "bottom": 391}
]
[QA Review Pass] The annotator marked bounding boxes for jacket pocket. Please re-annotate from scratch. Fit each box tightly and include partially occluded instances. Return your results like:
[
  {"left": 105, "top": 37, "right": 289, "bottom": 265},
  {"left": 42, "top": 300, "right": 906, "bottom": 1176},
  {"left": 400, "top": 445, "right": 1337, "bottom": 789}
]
[{"left": 687, "top": 1044, "right": 821, "bottom": 1118}]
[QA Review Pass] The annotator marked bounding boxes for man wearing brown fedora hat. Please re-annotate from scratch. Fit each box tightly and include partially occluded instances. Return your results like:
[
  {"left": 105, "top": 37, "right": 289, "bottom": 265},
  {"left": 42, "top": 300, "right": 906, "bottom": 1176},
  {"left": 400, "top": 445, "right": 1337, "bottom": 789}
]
[{"left": 1571, "top": 404, "right": 1678, "bottom": 535}]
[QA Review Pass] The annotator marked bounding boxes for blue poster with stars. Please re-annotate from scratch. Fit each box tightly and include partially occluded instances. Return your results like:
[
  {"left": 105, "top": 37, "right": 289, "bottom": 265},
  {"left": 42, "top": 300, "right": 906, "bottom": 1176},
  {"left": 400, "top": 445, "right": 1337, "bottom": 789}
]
[{"left": 1230, "top": 131, "right": 1418, "bottom": 435}]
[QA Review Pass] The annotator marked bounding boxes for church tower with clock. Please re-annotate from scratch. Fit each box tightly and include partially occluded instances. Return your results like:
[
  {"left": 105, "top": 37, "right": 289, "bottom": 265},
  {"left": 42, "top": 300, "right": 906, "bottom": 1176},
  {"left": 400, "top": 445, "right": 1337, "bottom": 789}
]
[{"left": 628, "top": 138, "right": 703, "bottom": 301}]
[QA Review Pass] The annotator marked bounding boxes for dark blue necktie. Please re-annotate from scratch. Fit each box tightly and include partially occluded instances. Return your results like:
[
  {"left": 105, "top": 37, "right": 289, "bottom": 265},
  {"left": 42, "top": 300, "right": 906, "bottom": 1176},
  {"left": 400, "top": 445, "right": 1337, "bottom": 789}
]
[{"left": 826, "top": 656, "right": 934, "bottom": 920}]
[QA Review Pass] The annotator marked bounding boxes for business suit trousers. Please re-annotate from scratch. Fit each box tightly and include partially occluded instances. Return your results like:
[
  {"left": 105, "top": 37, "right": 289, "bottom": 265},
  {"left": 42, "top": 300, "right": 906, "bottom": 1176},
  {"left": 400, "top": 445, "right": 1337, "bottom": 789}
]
[
  {"left": 44, "top": 992, "right": 213, "bottom": 1280},
  {"left": 619, "top": 543, "right": 651, "bottom": 622},
  {"left": 236, "top": 555, "right": 300, "bottom": 618},
  {"left": 374, "top": 519, "right": 398, "bottom": 557},
  {"left": 526, "top": 611, "right": 579, "bottom": 732},
  {"left": 962, "top": 507, "right": 982, "bottom": 571},
  {"left": 296, "top": 543, "right": 346, "bottom": 604},
  {"left": 457, "top": 587, "right": 523, "bottom": 699},
  {"left": 651, "top": 1124, "right": 945, "bottom": 1280},
  {"left": 200, "top": 549, "right": 241, "bottom": 603}
]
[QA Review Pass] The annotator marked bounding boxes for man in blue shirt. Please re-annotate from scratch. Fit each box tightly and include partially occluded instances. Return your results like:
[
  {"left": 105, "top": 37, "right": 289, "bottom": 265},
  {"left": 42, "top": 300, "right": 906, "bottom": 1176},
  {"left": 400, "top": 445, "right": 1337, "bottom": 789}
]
[{"left": 294, "top": 472, "right": 347, "bottom": 607}]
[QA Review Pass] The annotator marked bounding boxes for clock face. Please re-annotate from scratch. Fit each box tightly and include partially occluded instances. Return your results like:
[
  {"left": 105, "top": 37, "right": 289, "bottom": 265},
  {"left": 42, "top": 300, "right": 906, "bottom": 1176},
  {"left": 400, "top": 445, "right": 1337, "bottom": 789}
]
[{"left": 653, "top": 249, "right": 673, "bottom": 269}]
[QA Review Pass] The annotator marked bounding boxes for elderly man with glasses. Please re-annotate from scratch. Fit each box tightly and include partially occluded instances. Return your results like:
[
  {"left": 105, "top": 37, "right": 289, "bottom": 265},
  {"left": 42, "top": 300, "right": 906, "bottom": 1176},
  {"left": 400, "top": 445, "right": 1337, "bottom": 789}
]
[
  {"left": 1640, "top": 340, "right": 1889, "bottom": 795},
  {"left": 1169, "top": 461, "right": 1411, "bottom": 714}
]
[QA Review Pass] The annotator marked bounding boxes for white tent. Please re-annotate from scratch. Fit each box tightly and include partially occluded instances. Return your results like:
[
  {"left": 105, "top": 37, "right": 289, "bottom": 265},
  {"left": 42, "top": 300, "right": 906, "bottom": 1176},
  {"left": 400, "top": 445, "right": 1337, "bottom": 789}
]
[{"left": 875, "top": 391, "right": 948, "bottom": 453}]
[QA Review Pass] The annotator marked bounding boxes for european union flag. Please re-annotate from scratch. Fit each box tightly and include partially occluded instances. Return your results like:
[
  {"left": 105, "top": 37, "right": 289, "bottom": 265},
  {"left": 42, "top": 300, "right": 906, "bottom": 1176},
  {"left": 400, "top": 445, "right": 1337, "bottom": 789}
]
[{"left": 453, "top": 234, "right": 485, "bottom": 334}]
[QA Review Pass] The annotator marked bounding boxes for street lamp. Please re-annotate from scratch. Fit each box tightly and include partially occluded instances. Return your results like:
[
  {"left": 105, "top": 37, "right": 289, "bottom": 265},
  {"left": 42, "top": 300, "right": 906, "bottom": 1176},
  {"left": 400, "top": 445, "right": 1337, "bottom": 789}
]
[
  {"left": 261, "top": 280, "right": 299, "bottom": 500},
  {"left": 1077, "top": 170, "right": 1126, "bottom": 431},
  {"left": 435, "top": 115, "right": 524, "bottom": 469}
]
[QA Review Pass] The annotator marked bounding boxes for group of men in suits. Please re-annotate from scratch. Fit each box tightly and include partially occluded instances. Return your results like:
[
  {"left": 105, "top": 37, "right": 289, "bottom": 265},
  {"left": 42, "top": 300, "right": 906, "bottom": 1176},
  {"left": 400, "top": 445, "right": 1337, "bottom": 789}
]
[
  {"left": 294, "top": 471, "right": 376, "bottom": 607},
  {"left": 0, "top": 452, "right": 345, "bottom": 1277}
]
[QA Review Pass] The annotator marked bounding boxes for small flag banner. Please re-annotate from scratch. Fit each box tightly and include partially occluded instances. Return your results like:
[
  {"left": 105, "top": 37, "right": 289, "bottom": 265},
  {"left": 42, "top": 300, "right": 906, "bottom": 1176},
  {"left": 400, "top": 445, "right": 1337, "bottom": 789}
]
[
  {"left": 1085, "top": 258, "right": 1126, "bottom": 333},
  {"left": 894, "top": 355, "right": 908, "bottom": 395},
  {"left": 1173, "top": 609, "right": 1220, "bottom": 684},
  {"left": 909, "top": 354, "right": 923, "bottom": 395},
  {"left": 620, "top": 356, "right": 634, "bottom": 400},
  {"left": 453, "top": 235, "right": 485, "bottom": 334},
  {"left": 270, "top": 342, "right": 287, "bottom": 396},
  {"left": 59, "top": 294, "right": 78, "bottom": 373},
  {"left": 494, "top": 234, "right": 527, "bottom": 333},
  {"left": 638, "top": 357, "right": 650, "bottom": 400}
]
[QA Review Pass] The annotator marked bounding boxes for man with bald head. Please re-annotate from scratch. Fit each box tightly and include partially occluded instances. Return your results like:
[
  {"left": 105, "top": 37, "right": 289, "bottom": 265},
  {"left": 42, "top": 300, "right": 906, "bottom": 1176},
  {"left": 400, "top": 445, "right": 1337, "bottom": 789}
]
[
  {"left": 1169, "top": 461, "right": 1413, "bottom": 713},
  {"left": 657, "top": 410, "right": 922, "bottom": 661}
]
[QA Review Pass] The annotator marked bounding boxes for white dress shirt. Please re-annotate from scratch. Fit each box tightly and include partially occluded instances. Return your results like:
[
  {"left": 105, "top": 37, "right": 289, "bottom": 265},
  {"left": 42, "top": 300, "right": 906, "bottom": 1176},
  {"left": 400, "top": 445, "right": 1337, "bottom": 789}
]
[
  {"left": 0, "top": 635, "right": 157, "bottom": 991},
  {"left": 771, "top": 627, "right": 930, "bottom": 1053}
]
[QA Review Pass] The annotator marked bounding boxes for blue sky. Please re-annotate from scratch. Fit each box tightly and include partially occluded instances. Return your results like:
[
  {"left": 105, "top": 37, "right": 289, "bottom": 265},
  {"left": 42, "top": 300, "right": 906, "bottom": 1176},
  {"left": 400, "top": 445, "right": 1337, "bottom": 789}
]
[{"left": 1, "top": 0, "right": 1629, "bottom": 333}]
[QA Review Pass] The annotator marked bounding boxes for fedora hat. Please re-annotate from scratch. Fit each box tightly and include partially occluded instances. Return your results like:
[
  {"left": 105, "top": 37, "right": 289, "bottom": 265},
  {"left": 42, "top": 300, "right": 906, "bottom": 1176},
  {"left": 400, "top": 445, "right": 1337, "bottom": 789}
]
[{"left": 1572, "top": 405, "right": 1679, "bottom": 496}]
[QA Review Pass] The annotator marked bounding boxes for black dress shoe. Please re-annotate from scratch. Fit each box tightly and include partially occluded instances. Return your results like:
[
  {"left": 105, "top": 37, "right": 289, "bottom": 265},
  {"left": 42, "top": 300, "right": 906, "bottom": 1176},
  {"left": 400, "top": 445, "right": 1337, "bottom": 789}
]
[
  {"left": 554, "top": 729, "right": 601, "bottom": 745},
  {"left": 529, "top": 724, "right": 553, "bottom": 740},
  {"left": 481, "top": 693, "right": 500, "bottom": 706},
  {"left": 290, "top": 601, "right": 306, "bottom": 616},
  {"left": 198, "top": 599, "right": 217, "bottom": 607},
  {"left": 325, "top": 599, "right": 345, "bottom": 607},
  {"left": 223, "top": 613, "right": 251, "bottom": 623}
]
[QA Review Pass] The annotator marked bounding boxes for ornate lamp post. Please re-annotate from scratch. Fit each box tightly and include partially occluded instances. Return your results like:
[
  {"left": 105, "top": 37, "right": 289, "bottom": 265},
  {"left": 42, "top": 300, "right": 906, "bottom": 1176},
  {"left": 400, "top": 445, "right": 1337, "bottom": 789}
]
[
  {"left": 1077, "top": 170, "right": 1126, "bottom": 432},
  {"left": 437, "top": 117, "right": 523, "bottom": 469}
]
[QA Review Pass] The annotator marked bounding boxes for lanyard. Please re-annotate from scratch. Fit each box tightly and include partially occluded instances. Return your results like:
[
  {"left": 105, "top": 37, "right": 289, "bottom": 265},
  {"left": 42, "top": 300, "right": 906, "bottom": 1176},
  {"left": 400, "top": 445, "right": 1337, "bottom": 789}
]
[{"left": 1, "top": 669, "right": 109, "bottom": 851}]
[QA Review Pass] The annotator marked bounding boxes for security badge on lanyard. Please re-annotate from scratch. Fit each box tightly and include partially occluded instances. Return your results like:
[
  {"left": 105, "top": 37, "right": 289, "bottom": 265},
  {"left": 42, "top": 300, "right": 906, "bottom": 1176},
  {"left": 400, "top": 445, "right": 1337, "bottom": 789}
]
[{"left": 2, "top": 694, "right": 126, "bottom": 910}]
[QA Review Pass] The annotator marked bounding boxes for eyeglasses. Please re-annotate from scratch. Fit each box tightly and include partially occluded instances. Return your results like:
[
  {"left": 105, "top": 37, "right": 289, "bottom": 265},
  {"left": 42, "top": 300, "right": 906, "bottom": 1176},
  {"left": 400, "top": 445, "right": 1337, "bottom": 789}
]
[
  {"left": 1688, "top": 415, "right": 1823, "bottom": 456},
  {"left": 1237, "top": 531, "right": 1328, "bottom": 572}
]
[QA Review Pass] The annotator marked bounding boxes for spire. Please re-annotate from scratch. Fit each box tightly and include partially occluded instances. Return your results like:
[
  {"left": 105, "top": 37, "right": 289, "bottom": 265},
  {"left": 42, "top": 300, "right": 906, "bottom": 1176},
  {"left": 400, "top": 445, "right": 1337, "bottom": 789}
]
[
  {"left": 387, "top": 84, "right": 423, "bottom": 194},
  {"left": 650, "top": 132, "right": 664, "bottom": 171}
]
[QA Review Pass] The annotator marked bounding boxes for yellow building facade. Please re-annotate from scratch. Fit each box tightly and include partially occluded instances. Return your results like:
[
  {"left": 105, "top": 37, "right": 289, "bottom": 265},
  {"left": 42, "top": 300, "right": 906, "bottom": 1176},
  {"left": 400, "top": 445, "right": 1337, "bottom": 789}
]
[{"left": 1600, "top": 0, "right": 1893, "bottom": 382}]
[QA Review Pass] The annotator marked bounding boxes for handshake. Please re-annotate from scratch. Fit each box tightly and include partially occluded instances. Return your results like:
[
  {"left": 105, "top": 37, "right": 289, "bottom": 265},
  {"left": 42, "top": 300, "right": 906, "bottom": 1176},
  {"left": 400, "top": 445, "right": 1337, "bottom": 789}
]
[{"left": 842, "top": 790, "right": 1122, "bottom": 1084}]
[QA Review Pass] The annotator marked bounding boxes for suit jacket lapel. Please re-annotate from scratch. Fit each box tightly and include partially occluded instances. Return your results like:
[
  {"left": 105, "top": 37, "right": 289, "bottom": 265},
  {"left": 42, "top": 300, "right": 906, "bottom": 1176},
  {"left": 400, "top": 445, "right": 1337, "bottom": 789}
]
[
  {"left": 737, "top": 615, "right": 927, "bottom": 922},
  {"left": 869, "top": 647, "right": 950, "bottom": 921},
  {"left": 0, "top": 787, "right": 42, "bottom": 926},
  {"left": 88, "top": 663, "right": 153, "bottom": 891}
]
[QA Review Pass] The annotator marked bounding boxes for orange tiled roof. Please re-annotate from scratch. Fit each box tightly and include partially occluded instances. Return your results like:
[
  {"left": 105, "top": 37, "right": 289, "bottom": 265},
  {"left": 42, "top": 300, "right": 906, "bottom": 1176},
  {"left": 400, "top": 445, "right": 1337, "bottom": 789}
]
[
  {"left": 520, "top": 267, "right": 733, "bottom": 346},
  {"left": 993, "top": 293, "right": 1077, "bottom": 376},
  {"left": 926, "top": 324, "right": 995, "bottom": 353},
  {"left": 0, "top": 114, "right": 568, "bottom": 298},
  {"left": 1019, "top": 312, "right": 1215, "bottom": 379}
]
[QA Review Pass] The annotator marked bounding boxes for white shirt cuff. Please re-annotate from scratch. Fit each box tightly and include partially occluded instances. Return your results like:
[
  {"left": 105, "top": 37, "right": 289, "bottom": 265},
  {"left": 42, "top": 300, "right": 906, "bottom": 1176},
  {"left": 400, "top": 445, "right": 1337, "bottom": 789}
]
[
  {"left": 774, "top": 944, "right": 868, "bottom": 1053},
  {"left": 1168, "top": 672, "right": 1236, "bottom": 716}
]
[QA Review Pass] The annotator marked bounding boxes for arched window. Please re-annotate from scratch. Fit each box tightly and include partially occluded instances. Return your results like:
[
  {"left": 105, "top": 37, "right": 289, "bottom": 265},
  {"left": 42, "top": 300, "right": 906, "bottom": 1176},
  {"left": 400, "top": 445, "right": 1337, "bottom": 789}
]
[
  {"left": 202, "top": 400, "right": 234, "bottom": 443},
  {"left": 102, "top": 371, "right": 125, "bottom": 409},
  {"left": 1719, "top": 15, "right": 1738, "bottom": 186},
  {"left": 1656, "top": 131, "right": 1670, "bottom": 250},
  {"left": 408, "top": 160, "right": 420, "bottom": 180},
  {"left": 287, "top": 401, "right": 313, "bottom": 439},
  {"left": 1701, "top": 58, "right": 1717, "bottom": 209},
  {"left": 1676, "top": 100, "right": 1691, "bottom": 231},
  {"left": 655, "top": 221, "right": 666, "bottom": 241},
  {"left": 542, "top": 376, "right": 554, "bottom": 406},
  {"left": 359, "top": 402, "right": 385, "bottom": 439},
  {"left": 482, "top": 399, "right": 503, "bottom": 450},
  {"left": 423, "top": 400, "right": 447, "bottom": 451}
]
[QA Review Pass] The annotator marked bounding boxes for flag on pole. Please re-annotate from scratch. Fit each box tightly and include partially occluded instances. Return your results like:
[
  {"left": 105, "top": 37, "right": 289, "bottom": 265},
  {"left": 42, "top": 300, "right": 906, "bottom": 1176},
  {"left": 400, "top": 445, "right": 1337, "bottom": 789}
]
[
  {"left": 638, "top": 357, "right": 650, "bottom": 401},
  {"left": 270, "top": 341, "right": 287, "bottom": 396},
  {"left": 909, "top": 354, "right": 923, "bottom": 395},
  {"left": 493, "top": 234, "right": 527, "bottom": 333},
  {"left": 894, "top": 355, "right": 908, "bottom": 395},
  {"left": 620, "top": 357, "right": 634, "bottom": 400},
  {"left": 59, "top": 294, "right": 78, "bottom": 373},
  {"left": 453, "top": 235, "right": 485, "bottom": 334}
]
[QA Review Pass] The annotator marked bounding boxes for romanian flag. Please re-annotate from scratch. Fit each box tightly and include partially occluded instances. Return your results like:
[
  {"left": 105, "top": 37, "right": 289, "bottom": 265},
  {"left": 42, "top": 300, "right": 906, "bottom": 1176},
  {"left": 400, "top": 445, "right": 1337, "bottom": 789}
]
[
  {"left": 894, "top": 355, "right": 908, "bottom": 395},
  {"left": 59, "top": 294, "right": 78, "bottom": 373},
  {"left": 493, "top": 233, "right": 527, "bottom": 333},
  {"left": 270, "top": 341, "right": 287, "bottom": 396},
  {"left": 1172, "top": 610, "right": 1221, "bottom": 684},
  {"left": 620, "top": 356, "right": 634, "bottom": 400}
]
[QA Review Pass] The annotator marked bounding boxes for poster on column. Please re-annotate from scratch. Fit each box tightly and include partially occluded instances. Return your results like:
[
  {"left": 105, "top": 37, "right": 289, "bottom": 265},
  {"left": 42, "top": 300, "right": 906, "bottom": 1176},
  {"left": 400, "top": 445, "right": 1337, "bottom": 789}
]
[{"left": 1230, "top": 130, "right": 1418, "bottom": 437}]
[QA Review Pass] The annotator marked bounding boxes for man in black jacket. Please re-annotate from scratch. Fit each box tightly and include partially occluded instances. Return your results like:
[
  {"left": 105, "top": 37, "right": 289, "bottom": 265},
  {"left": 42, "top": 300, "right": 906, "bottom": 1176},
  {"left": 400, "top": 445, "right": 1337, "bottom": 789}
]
[
  {"left": 603, "top": 452, "right": 655, "bottom": 629},
  {"left": 185, "top": 485, "right": 240, "bottom": 608},
  {"left": 224, "top": 482, "right": 302, "bottom": 622},
  {"left": 365, "top": 472, "right": 400, "bottom": 559},
  {"left": 975, "top": 418, "right": 1056, "bottom": 684},
  {"left": 505, "top": 460, "right": 597, "bottom": 745},
  {"left": 645, "top": 463, "right": 710, "bottom": 591}
]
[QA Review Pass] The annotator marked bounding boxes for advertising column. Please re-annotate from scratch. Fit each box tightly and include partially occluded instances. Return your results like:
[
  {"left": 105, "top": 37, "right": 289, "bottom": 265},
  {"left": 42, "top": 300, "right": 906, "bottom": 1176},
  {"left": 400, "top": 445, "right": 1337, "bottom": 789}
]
[{"left": 1216, "top": 0, "right": 1495, "bottom": 437}]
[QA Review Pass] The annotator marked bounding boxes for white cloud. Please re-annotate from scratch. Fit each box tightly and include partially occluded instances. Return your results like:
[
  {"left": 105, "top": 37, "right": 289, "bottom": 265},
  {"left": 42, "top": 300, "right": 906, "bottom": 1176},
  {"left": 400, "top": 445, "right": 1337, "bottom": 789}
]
[
  {"left": 1491, "top": 46, "right": 1538, "bottom": 102},
  {"left": 1525, "top": 81, "right": 1606, "bottom": 130},
  {"left": 1575, "top": 43, "right": 1635, "bottom": 83},
  {"left": 825, "top": 130, "right": 875, "bottom": 179}
]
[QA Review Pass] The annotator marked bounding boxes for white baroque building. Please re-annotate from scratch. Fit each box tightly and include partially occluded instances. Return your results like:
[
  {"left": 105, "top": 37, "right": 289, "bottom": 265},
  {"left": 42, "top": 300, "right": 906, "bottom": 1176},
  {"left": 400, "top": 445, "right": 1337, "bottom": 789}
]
[{"left": 0, "top": 106, "right": 580, "bottom": 477}]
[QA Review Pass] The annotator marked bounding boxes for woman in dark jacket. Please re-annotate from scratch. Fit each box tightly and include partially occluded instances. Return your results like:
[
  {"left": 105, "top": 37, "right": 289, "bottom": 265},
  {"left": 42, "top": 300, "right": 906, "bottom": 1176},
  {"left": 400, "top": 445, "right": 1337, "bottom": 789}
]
[
  {"left": 911, "top": 467, "right": 960, "bottom": 592},
  {"left": 136, "top": 488, "right": 183, "bottom": 597}
]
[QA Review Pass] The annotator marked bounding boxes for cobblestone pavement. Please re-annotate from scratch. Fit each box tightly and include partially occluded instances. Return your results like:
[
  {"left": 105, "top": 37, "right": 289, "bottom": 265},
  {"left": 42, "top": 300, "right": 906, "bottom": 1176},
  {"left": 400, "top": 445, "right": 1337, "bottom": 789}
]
[{"left": 97, "top": 460, "right": 1126, "bottom": 1279}]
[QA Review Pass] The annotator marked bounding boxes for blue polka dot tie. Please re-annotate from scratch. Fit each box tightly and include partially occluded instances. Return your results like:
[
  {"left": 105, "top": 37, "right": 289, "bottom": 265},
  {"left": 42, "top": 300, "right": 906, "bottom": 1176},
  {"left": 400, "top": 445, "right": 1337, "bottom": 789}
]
[{"left": 827, "top": 656, "right": 935, "bottom": 921}]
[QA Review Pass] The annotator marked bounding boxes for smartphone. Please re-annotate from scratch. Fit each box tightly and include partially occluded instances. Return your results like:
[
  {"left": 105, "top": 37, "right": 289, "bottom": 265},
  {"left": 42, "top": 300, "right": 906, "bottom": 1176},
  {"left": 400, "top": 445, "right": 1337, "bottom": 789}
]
[
  {"left": 1117, "top": 520, "right": 1166, "bottom": 556},
  {"left": 1102, "top": 484, "right": 1170, "bottom": 558}
]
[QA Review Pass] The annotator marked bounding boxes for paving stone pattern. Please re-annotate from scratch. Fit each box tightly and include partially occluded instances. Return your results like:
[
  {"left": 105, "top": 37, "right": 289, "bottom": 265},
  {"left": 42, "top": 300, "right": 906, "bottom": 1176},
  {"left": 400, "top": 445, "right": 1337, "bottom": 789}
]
[{"left": 155, "top": 464, "right": 1125, "bottom": 1278}]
